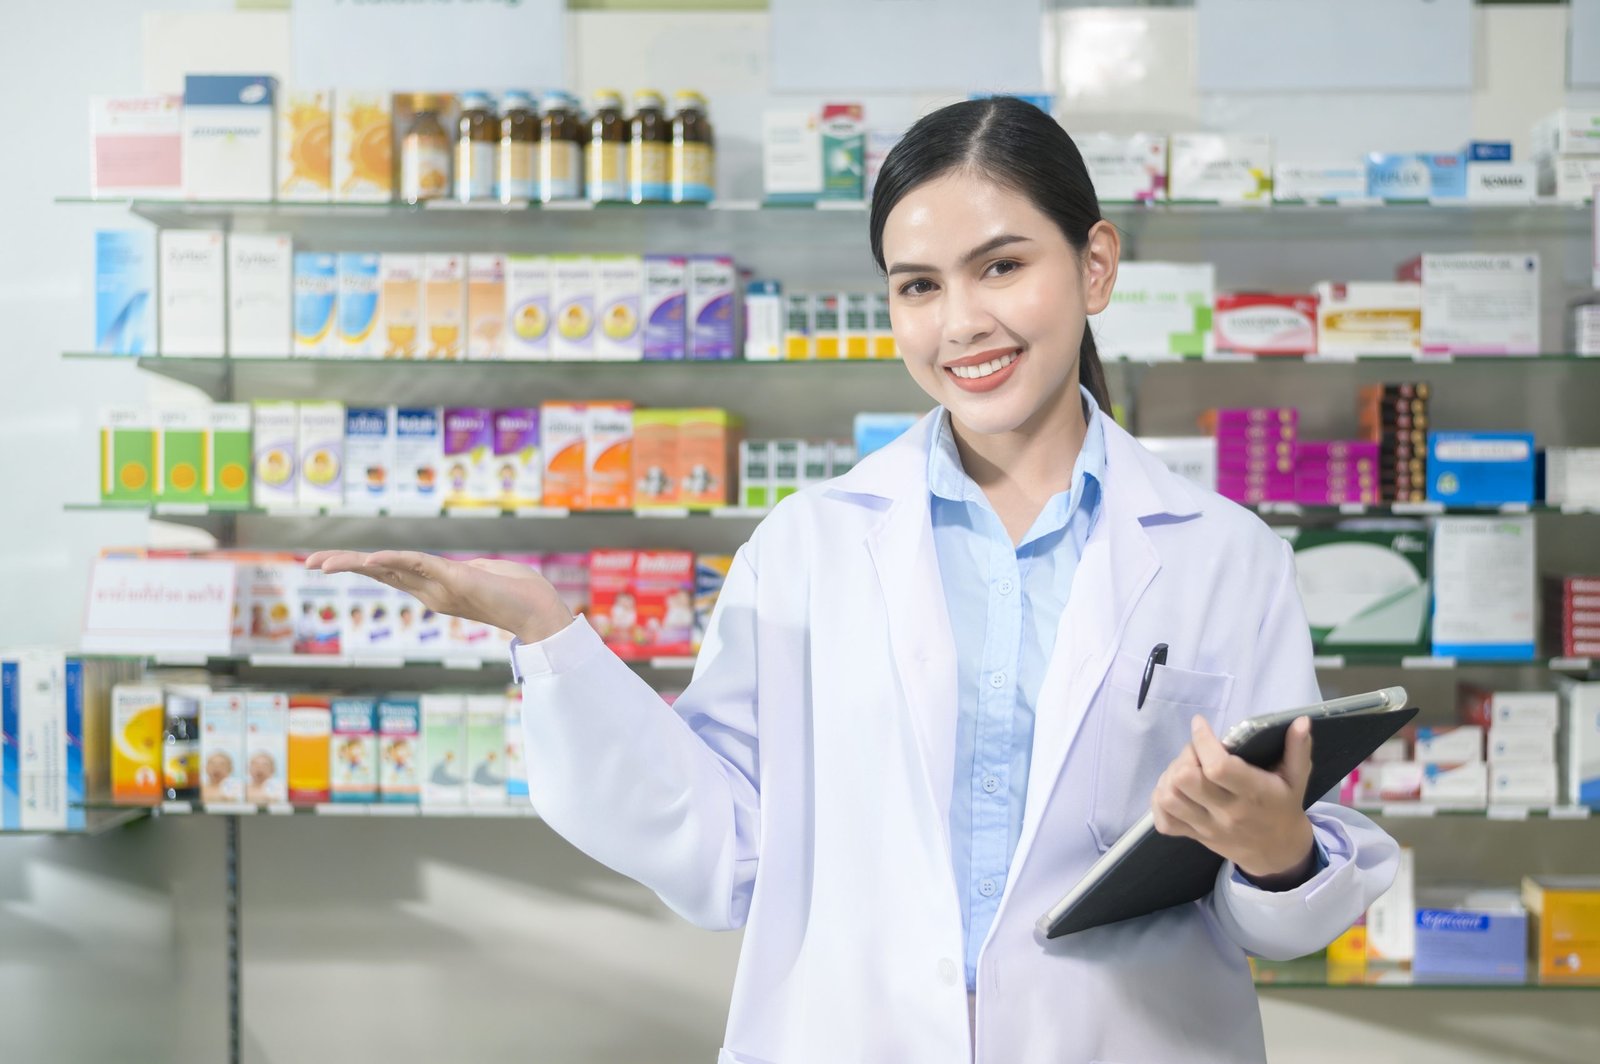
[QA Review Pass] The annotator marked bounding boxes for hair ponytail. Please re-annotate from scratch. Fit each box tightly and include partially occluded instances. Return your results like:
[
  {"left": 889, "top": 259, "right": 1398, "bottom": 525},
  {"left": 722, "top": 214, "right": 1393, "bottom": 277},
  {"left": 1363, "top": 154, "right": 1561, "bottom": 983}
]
[
  {"left": 1078, "top": 326, "right": 1111, "bottom": 416},
  {"left": 869, "top": 97, "right": 1114, "bottom": 414}
]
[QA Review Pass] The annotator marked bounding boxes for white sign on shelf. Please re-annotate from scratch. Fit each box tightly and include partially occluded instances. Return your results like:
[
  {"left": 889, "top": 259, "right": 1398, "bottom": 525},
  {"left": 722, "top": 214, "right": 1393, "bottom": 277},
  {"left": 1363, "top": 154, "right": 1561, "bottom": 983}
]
[
  {"left": 769, "top": 0, "right": 1044, "bottom": 93},
  {"left": 1196, "top": 0, "right": 1472, "bottom": 92},
  {"left": 291, "top": 0, "right": 565, "bottom": 91},
  {"left": 80, "top": 559, "right": 235, "bottom": 656}
]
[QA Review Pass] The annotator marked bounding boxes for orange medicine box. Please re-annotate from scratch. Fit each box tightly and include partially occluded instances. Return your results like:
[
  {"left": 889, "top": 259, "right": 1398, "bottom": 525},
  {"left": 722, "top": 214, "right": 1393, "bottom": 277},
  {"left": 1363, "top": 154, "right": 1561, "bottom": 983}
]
[
  {"left": 540, "top": 401, "right": 586, "bottom": 509},
  {"left": 1523, "top": 876, "right": 1600, "bottom": 979},
  {"left": 286, "top": 692, "right": 333, "bottom": 804},
  {"left": 632, "top": 409, "right": 682, "bottom": 509},
  {"left": 678, "top": 408, "right": 743, "bottom": 509},
  {"left": 588, "top": 550, "right": 637, "bottom": 657},
  {"left": 585, "top": 400, "right": 634, "bottom": 510}
]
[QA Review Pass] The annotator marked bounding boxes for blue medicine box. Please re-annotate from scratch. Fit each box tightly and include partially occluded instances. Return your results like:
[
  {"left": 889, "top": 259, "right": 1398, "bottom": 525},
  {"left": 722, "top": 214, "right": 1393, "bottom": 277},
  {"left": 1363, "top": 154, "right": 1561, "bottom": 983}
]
[
  {"left": 1427, "top": 432, "right": 1535, "bottom": 506},
  {"left": 1461, "top": 141, "right": 1513, "bottom": 162},
  {"left": 1367, "top": 152, "right": 1467, "bottom": 200},
  {"left": 1414, "top": 902, "right": 1527, "bottom": 981}
]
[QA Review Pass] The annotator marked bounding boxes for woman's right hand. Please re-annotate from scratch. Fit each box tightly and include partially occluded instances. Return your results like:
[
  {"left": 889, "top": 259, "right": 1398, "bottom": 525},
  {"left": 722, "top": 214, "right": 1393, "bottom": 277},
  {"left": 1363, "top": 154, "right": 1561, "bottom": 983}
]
[{"left": 304, "top": 549, "right": 574, "bottom": 645}]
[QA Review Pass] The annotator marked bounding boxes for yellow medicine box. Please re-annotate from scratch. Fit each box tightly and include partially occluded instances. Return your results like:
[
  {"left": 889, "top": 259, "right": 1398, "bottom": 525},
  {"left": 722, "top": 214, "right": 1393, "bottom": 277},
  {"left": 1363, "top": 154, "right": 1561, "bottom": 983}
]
[{"left": 1522, "top": 876, "right": 1600, "bottom": 980}]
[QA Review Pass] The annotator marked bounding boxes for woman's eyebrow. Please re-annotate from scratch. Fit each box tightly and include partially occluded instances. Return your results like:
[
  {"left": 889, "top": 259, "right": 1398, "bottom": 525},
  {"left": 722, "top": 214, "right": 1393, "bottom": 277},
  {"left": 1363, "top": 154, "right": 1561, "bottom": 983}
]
[{"left": 886, "top": 233, "right": 1032, "bottom": 276}]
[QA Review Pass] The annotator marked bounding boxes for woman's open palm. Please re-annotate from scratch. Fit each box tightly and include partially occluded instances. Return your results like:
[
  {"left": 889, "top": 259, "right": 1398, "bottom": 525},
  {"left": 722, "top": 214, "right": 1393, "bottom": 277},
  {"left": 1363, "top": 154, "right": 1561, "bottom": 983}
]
[{"left": 304, "top": 549, "right": 572, "bottom": 643}]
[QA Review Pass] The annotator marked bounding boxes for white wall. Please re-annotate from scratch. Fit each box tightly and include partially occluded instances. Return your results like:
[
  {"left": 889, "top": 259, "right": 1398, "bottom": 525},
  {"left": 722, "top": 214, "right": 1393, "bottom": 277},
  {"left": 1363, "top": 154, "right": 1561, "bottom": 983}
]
[{"left": 3, "top": 5, "right": 1599, "bottom": 1063}]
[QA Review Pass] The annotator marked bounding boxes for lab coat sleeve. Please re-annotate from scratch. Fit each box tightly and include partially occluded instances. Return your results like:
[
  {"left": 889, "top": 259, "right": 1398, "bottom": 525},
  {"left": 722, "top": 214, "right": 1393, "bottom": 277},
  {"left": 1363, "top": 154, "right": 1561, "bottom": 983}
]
[
  {"left": 1204, "top": 538, "right": 1401, "bottom": 962},
  {"left": 514, "top": 546, "right": 761, "bottom": 932}
]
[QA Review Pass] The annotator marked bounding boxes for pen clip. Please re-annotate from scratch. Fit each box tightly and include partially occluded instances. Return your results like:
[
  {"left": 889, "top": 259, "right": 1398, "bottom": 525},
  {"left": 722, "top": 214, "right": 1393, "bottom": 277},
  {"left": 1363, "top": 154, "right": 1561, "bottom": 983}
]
[{"left": 1136, "top": 643, "right": 1169, "bottom": 711}]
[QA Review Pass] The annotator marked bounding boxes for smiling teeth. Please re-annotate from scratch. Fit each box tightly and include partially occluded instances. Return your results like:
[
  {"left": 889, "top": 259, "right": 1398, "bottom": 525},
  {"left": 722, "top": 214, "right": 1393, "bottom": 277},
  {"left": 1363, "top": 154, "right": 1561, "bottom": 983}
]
[{"left": 951, "top": 351, "right": 1019, "bottom": 379}]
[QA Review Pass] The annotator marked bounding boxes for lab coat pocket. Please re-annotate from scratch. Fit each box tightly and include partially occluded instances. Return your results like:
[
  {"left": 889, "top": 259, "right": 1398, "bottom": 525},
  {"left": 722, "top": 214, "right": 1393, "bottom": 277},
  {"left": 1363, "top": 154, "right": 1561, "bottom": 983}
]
[{"left": 1087, "top": 651, "right": 1234, "bottom": 852}]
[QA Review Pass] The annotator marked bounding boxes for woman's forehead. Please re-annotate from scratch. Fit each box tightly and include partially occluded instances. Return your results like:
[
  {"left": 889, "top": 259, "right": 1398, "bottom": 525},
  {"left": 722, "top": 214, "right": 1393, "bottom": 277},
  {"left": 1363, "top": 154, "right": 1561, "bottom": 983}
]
[{"left": 883, "top": 174, "right": 1054, "bottom": 259}]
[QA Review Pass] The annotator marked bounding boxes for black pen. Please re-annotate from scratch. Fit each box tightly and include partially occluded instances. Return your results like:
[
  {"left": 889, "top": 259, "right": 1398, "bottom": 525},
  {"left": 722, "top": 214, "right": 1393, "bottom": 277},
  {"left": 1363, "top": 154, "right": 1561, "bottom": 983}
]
[{"left": 1137, "top": 643, "right": 1168, "bottom": 710}]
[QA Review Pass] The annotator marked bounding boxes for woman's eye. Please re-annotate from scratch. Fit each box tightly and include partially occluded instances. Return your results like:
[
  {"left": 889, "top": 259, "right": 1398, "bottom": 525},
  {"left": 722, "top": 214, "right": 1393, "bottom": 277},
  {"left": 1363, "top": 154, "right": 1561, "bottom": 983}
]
[
  {"left": 986, "top": 259, "right": 1020, "bottom": 278},
  {"left": 899, "top": 279, "right": 935, "bottom": 297}
]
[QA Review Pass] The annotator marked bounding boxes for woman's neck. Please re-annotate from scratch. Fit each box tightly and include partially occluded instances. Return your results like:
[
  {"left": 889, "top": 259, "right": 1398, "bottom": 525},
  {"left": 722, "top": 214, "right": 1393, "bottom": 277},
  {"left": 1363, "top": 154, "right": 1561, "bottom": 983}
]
[{"left": 950, "top": 385, "right": 1089, "bottom": 545}]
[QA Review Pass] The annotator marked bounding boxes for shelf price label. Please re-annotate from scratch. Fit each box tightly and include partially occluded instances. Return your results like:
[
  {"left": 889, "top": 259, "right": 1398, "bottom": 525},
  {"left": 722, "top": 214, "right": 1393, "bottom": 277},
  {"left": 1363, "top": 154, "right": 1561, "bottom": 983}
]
[{"left": 80, "top": 558, "right": 235, "bottom": 656}]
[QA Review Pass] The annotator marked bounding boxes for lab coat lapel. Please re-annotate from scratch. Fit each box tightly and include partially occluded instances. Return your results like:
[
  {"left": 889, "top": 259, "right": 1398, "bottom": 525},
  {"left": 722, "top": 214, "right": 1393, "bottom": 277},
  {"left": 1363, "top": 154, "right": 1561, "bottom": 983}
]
[{"left": 865, "top": 495, "right": 960, "bottom": 841}]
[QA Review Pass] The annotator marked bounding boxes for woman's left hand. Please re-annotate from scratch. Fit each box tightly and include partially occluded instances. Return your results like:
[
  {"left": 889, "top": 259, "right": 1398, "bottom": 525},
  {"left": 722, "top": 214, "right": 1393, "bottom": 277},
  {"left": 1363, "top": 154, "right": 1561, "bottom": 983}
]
[{"left": 1151, "top": 715, "right": 1317, "bottom": 889}]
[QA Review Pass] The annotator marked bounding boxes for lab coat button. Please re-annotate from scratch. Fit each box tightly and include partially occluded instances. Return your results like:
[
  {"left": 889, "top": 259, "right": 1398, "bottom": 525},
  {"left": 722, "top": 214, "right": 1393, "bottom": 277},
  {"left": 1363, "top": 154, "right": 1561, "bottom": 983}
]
[
  {"left": 997, "top": 578, "right": 1014, "bottom": 595},
  {"left": 982, "top": 775, "right": 1000, "bottom": 794},
  {"left": 937, "top": 958, "right": 958, "bottom": 985},
  {"left": 979, "top": 878, "right": 998, "bottom": 897},
  {"left": 989, "top": 672, "right": 1005, "bottom": 689}
]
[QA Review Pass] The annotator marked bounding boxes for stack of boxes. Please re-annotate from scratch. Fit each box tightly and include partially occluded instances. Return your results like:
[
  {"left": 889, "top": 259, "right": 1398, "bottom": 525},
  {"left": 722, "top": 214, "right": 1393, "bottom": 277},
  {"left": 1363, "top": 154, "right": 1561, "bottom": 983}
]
[
  {"left": 1200, "top": 408, "right": 1296, "bottom": 505},
  {"left": 737, "top": 439, "right": 855, "bottom": 509},
  {"left": 1546, "top": 576, "right": 1600, "bottom": 660},
  {"left": 1294, "top": 441, "right": 1379, "bottom": 506},
  {"left": 1360, "top": 383, "right": 1428, "bottom": 503},
  {"left": 1459, "top": 685, "right": 1559, "bottom": 807},
  {"left": 1532, "top": 108, "right": 1600, "bottom": 202},
  {"left": 1414, "top": 723, "right": 1487, "bottom": 809},
  {"left": 1545, "top": 450, "right": 1600, "bottom": 510},
  {"left": 1558, "top": 679, "right": 1600, "bottom": 810}
]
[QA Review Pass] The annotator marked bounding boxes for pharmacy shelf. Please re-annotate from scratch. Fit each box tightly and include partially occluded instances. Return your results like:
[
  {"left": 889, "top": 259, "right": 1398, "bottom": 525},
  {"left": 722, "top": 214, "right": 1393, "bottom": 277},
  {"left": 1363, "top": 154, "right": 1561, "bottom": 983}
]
[
  {"left": 1251, "top": 957, "right": 1600, "bottom": 991},
  {"left": 0, "top": 807, "right": 151, "bottom": 837},
  {"left": 143, "top": 799, "right": 540, "bottom": 819},
  {"left": 58, "top": 194, "right": 1592, "bottom": 239},
  {"left": 1358, "top": 805, "right": 1594, "bottom": 821}
]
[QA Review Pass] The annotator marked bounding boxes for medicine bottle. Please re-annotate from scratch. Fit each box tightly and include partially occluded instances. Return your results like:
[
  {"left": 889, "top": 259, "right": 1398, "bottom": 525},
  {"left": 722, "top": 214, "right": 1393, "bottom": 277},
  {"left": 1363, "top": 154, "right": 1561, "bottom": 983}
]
[
  {"left": 671, "top": 90, "right": 714, "bottom": 204},
  {"left": 455, "top": 91, "right": 498, "bottom": 203},
  {"left": 400, "top": 93, "right": 451, "bottom": 204},
  {"left": 539, "top": 91, "right": 583, "bottom": 202},
  {"left": 498, "top": 90, "right": 538, "bottom": 203},
  {"left": 630, "top": 89, "right": 670, "bottom": 204},
  {"left": 586, "top": 89, "right": 628, "bottom": 204}
]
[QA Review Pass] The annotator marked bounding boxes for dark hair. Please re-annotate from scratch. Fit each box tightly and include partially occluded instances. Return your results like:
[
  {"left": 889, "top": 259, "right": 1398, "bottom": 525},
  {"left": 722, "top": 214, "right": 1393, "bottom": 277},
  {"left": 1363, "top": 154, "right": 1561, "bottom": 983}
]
[{"left": 869, "top": 96, "right": 1112, "bottom": 414}]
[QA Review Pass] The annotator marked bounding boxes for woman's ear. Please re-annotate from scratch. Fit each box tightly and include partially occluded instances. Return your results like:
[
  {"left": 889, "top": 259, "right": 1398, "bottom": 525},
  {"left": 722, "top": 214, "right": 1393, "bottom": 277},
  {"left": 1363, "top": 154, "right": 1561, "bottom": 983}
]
[{"left": 1081, "top": 219, "right": 1121, "bottom": 317}]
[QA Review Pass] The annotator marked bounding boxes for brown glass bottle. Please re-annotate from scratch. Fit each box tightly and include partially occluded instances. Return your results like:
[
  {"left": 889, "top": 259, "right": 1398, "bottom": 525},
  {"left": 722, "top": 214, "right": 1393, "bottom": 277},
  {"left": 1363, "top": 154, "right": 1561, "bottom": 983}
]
[
  {"left": 455, "top": 91, "right": 497, "bottom": 203},
  {"left": 586, "top": 89, "right": 628, "bottom": 203},
  {"left": 498, "top": 90, "right": 538, "bottom": 203},
  {"left": 630, "top": 89, "right": 670, "bottom": 204},
  {"left": 671, "top": 90, "right": 714, "bottom": 204},
  {"left": 539, "top": 91, "right": 582, "bottom": 202}
]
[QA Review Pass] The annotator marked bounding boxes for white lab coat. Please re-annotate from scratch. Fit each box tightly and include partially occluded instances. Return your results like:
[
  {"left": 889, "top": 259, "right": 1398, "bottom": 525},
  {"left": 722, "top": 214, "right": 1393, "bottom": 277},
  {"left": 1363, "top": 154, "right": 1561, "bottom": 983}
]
[{"left": 516, "top": 411, "right": 1399, "bottom": 1064}]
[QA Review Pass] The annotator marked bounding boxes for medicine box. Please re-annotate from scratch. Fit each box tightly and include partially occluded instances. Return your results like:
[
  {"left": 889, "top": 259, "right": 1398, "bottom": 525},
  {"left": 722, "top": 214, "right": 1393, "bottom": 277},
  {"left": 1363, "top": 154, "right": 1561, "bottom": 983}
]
[
  {"left": 330, "top": 696, "right": 378, "bottom": 803},
  {"left": 504, "top": 689, "right": 527, "bottom": 801},
  {"left": 155, "top": 408, "right": 209, "bottom": 504},
  {"left": 540, "top": 401, "right": 587, "bottom": 509},
  {"left": 95, "top": 230, "right": 156, "bottom": 355},
  {"left": 643, "top": 256, "right": 687, "bottom": 360},
  {"left": 182, "top": 75, "right": 275, "bottom": 201},
  {"left": 110, "top": 685, "right": 163, "bottom": 805},
  {"left": 680, "top": 409, "right": 740, "bottom": 509},
  {"left": 393, "top": 407, "right": 443, "bottom": 513},
  {"left": 423, "top": 254, "right": 465, "bottom": 360},
  {"left": 278, "top": 89, "right": 332, "bottom": 201},
  {"left": 1077, "top": 133, "right": 1167, "bottom": 202},
  {"left": 294, "top": 253, "right": 338, "bottom": 356},
  {"left": 870, "top": 293, "right": 896, "bottom": 359},
  {"left": 343, "top": 405, "right": 393, "bottom": 513},
  {"left": 285, "top": 693, "right": 332, "bottom": 804},
  {"left": 337, "top": 252, "right": 382, "bottom": 357},
  {"left": 1427, "top": 432, "right": 1534, "bottom": 506},
  {"left": 689, "top": 256, "right": 737, "bottom": 360},
  {"left": 634, "top": 550, "right": 695, "bottom": 657},
  {"left": 1366, "top": 847, "right": 1416, "bottom": 962},
  {"left": 632, "top": 410, "right": 681, "bottom": 510},
  {"left": 251, "top": 401, "right": 297, "bottom": 509},
  {"left": 343, "top": 577, "right": 397, "bottom": 657},
  {"left": 1400, "top": 253, "right": 1539, "bottom": 356},
  {"left": 694, "top": 555, "right": 734, "bottom": 651},
  {"left": 784, "top": 294, "right": 812, "bottom": 360},
  {"left": 1431, "top": 516, "right": 1537, "bottom": 661},
  {"left": 1169, "top": 134, "right": 1271, "bottom": 204},
  {"left": 552, "top": 256, "right": 595, "bottom": 360},
  {"left": 1367, "top": 152, "right": 1466, "bottom": 200},
  {"left": 763, "top": 110, "right": 823, "bottom": 203},
  {"left": 1532, "top": 109, "right": 1600, "bottom": 157},
  {"left": 1213, "top": 294, "right": 1317, "bottom": 356},
  {"left": 100, "top": 409, "right": 155, "bottom": 504},
  {"left": 1522, "top": 876, "right": 1600, "bottom": 979},
  {"left": 1422, "top": 762, "right": 1487, "bottom": 808},
  {"left": 464, "top": 694, "right": 506, "bottom": 806},
  {"left": 296, "top": 400, "right": 346, "bottom": 510},
  {"left": 1457, "top": 686, "right": 1559, "bottom": 730},
  {"left": 1466, "top": 161, "right": 1536, "bottom": 204},
  {"left": 844, "top": 293, "right": 871, "bottom": 359},
  {"left": 333, "top": 91, "right": 392, "bottom": 202},
  {"left": 1414, "top": 725, "right": 1483, "bottom": 765},
  {"left": 1282, "top": 527, "right": 1430, "bottom": 656},
  {"left": 200, "top": 692, "right": 246, "bottom": 804},
  {"left": 378, "top": 695, "right": 421, "bottom": 803},
  {"left": 1490, "top": 763, "right": 1557, "bottom": 806},
  {"left": 1414, "top": 891, "right": 1527, "bottom": 981},
  {"left": 243, "top": 692, "right": 288, "bottom": 805},
  {"left": 584, "top": 401, "right": 634, "bottom": 510},
  {"left": 744, "top": 281, "right": 782, "bottom": 362},
  {"left": 380, "top": 254, "right": 423, "bottom": 359},
  {"left": 90, "top": 95, "right": 181, "bottom": 198},
  {"left": 1271, "top": 161, "right": 1366, "bottom": 202},
  {"left": 820, "top": 103, "right": 865, "bottom": 201},
  {"left": 504, "top": 254, "right": 552, "bottom": 360},
  {"left": 208, "top": 404, "right": 252, "bottom": 508},
  {"left": 1561, "top": 680, "right": 1600, "bottom": 808},
  {"left": 1313, "top": 281, "right": 1421, "bottom": 357},
  {"left": 740, "top": 440, "right": 772, "bottom": 509},
  {"left": 227, "top": 233, "right": 292, "bottom": 357},
  {"left": 1137, "top": 437, "right": 1217, "bottom": 492},
  {"left": 593, "top": 255, "right": 643, "bottom": 361},
  {"left": 421, "top": 693, "right": 466, "bottom": 807},
  {"left": 1092, "top": 262, "right": 1215, "bottom": 359},
  {"left": 589, "top": 550, "right": 636, "bottom": 655},
  {"left": 466, "top": 254, "right": 507, "bottom": 360},
  {"left": 813, "top": 294, "right": 843, "bottom": 359},
  {"left": 493, "top": 408, "right": 542, "bottom": 510},
  {"left": 1487, "top": 725, "right": 1554, "bottom": 764},
  {"left": 158, "top": 229, "right": 225, "bottom": 356},
  {"left": 1537, "top": 155, "right": 1600, "bottom": 202},
  {"left": 442, "top": 408, "right": 496, "bottom": 510}
]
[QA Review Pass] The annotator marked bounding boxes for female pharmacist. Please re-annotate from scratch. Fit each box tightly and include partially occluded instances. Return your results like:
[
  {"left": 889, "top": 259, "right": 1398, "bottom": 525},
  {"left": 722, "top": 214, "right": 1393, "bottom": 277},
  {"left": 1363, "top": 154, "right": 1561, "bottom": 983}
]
[{"left": 308, "top": 97, "right": 1399, "bottom": 1064}]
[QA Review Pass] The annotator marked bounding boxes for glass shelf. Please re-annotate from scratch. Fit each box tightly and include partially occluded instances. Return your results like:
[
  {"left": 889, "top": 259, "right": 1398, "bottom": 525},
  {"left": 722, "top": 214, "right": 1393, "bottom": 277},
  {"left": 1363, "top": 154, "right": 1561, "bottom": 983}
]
[
  {"left": 1252, "top": 957, "right": 1600, "bottom": 991},
  {"left": 1, "top": 807, "right": 151, "bottom": 837},
  {"left": 1356, "top": 805, "right": 1594, "bottom": 821},
  {"left": 74, "top": 799, "right": 541, "bottom": 820}
]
